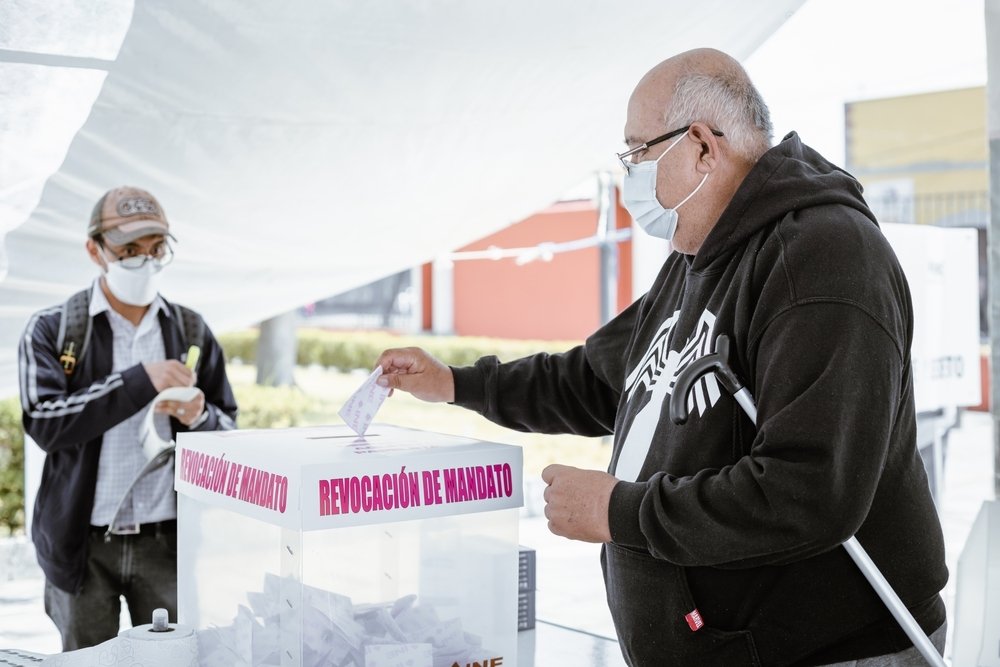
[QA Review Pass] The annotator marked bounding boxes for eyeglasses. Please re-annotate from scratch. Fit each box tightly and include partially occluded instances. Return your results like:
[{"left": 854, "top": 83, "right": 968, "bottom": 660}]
[
  {"left": 100, "top": 240, "right": 174, "bottom": 269},
  {"left": 617, "top": 124, "right": 725, "bottom": 173}
]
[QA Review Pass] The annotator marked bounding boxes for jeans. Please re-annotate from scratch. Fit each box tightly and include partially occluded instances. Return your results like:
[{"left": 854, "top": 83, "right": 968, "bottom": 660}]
[
  {"left": 820, "top": 622, "right": 947, "bottom": 667},
  {"left": 43, "top": 520, "right": 177, "bottom": 650}
]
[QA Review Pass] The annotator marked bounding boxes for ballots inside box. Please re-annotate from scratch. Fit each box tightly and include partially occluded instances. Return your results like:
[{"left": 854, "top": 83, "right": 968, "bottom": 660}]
[{"left": 176, "top": 424, "right": 523, "bottom": 667}]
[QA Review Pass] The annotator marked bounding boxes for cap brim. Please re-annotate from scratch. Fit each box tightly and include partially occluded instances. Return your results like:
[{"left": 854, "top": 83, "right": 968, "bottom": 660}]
[{"left": 101, "top": 219, "right": 173, "bottom": 245}]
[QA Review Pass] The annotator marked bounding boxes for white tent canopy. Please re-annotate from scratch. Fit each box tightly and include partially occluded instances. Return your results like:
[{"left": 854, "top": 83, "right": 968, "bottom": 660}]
[{"left": 0, "top": 0, "right": 804, "bottom": 397}]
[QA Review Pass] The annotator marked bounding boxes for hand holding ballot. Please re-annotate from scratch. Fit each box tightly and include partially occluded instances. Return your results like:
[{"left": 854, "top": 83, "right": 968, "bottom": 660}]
[
  {"left": 374, "top": 347, "right": 455, "bottom": 403},
  {"left": 341, "top": 347, "right": 453, "bottom": 436},
  {"left": 338, "top": 367, "right": 391, "bottom": 436}
]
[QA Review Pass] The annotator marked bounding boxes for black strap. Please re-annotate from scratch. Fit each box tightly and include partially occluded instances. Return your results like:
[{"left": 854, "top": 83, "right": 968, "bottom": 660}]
[
  {"left": 170, "top": 302, "right": 206, "bottom": 372},
  {"left": 56, "top": 289, "right": 92, "bottom": 376}
]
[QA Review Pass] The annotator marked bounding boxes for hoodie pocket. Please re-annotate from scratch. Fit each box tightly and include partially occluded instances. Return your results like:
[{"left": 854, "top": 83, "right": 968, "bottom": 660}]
[{"left": 603, "top": 542, "right": 760, "bottom": 666}]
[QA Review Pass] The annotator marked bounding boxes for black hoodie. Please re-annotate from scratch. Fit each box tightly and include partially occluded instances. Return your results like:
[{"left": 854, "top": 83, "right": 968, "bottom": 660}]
[{"left": 452, "top": 133, "right": 947, "bottom": 666}]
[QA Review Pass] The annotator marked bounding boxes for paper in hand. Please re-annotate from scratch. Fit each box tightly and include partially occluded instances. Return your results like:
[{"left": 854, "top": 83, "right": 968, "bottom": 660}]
[
  {"left": 338, "top": 366, "right": 391, "bottom": 436},
  {"left": 141, "top": 385, "right": 201, "bottom": 460}
]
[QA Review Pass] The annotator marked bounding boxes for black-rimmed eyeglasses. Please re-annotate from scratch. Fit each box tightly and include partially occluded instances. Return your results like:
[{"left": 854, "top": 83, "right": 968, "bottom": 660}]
[{"left": 617, "top": 125, "right": 725, "bottom": 173}]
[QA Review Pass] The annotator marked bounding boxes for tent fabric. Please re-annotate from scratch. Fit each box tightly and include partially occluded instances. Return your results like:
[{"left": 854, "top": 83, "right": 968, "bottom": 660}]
[{"left": 0, "top": 0, "right": 804, "bottom": 398}]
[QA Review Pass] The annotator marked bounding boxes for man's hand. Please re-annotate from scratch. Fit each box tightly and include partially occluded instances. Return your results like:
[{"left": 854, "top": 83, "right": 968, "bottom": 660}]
[
  {"left": 375, "top": 347, "right": 455, "bottom": 403},
  {"left": 154, "top": 389, "right": 206, "bottom": 427},
  {"left": 144, "top": 361, "right": 204, "bottom": 426},
  {"left": 541, "top": 464, "right": 618, "bottom": 543},
  {"left": 143, "top": 360, "right": 195, "bottom": 392}
]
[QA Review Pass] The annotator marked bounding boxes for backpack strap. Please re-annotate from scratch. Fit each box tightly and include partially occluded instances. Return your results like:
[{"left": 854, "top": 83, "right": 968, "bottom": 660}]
[
  {"left": 169, "top": 302, "right": 206, "bottom": 372},
  {"left": 56, "top": 289, "right": 92, "bottom": 376}
]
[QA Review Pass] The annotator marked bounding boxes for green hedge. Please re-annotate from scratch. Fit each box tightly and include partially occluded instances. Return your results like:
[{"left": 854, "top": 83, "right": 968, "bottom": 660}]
[
  {"left": 232, "top": 384, "right": 315, "bottom": 429},
  {"left": 0, "top": 332, "right": 582, "bottom": 536},
  {"left": 0, "top": 397, "right": 24, "bottom": 536},
  {"left": 219, "top": 328, "right": 582, "bottom": 370},
  {"left": 0, "top": 387, "right": 315, "bottom": 536}
]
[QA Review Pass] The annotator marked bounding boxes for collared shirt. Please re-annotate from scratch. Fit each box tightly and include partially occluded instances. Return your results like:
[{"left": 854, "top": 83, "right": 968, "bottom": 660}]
[{"left": 88, "top": 280, "right": 177, "bottom": 528}]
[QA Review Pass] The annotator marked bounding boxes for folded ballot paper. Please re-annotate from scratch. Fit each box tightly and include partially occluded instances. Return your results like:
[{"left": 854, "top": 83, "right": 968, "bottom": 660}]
[
  {"left": 196, "top": 573, "right": 489, "bottom": 667},
  {"left": 338, "top": 367, "right": 392, "bottom": 436}
]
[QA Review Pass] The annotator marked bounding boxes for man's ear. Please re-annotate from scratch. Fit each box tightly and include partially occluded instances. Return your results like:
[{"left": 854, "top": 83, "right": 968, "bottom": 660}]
[
  {"left": 86, "top": 238, "right": 105, "bottom": 269},
  {"left": 689, "top": 122, "right": 720, "bottom": 174}
]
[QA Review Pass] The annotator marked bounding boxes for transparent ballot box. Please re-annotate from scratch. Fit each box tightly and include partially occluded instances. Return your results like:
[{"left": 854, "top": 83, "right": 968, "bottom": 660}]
[{"left": 176, "top": 424, "right": 523, "bottom": 667}]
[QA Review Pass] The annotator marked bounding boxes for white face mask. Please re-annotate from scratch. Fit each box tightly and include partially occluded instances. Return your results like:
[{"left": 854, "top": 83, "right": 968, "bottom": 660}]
[
  {"left": 622, "top": 130, "right": 709, "bottom": 241},
  {"left": 101, "top": 252, "right": 164, "bottom": 306}
]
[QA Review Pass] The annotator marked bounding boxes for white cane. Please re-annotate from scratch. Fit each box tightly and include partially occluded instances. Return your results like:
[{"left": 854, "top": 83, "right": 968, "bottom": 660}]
[{"left": 669, "top": 335, "right": 945, "bottom": 667}]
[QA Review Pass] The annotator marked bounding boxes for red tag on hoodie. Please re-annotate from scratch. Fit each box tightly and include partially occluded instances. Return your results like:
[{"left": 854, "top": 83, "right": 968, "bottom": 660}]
[{"left": 685, "top": 609, "right": 705, "bottom": 631}]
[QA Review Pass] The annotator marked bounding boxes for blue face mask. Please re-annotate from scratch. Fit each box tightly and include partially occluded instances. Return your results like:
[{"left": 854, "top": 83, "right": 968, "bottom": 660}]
[{"left": 622, "top": 130, "right": 709, "bottom": 241}]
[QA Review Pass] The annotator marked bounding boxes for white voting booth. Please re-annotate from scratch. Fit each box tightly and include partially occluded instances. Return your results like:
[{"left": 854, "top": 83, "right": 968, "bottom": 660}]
[
  {"left": 175, "top": 424, "right": 522, "bottom": 667},
  {"left": 881, "top": 223, "right": 993, "bottom": 665},
  {"left": 881, "top": 223, "right": 983, "bottom": 502}
]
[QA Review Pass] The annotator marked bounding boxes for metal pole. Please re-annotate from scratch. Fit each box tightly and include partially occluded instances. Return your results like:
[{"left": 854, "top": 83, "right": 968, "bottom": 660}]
[
  {"left": 597, "top": 171, "right": 618, "bottom": 325},
  {"left": 991, "top": 141, "right": 1000, "bottom": 497},
  {"left": 987, "top": 0, "right": 1000, "bottom": 497},
  {"left": 431, "top": 256, "right": 454, "bottom": 335},
  {"left": 256, "top": 310, "right": 298, "bottom": 386}
]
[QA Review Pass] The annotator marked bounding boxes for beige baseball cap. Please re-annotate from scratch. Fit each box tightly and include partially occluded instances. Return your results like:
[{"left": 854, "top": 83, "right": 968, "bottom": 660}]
[{"left": 87, "top": 186, "right": 174, "bottom": 245}]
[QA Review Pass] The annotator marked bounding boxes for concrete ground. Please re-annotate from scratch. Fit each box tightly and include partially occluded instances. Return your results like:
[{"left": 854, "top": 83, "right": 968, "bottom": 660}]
[{"left": 1, "top": 409, "right": 995, "bottom": 664}]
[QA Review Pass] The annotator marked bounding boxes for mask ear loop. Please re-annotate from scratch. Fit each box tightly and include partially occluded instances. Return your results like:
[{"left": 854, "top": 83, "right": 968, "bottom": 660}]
[
  {"left": 96, "top": 244, "right": 116, "bottom": 273},
  {"left": 653, "top": 131, "right": 690, "bottom": 164},
  {"left": 653, "top": 129, "right": 709, "bottom": 211}
]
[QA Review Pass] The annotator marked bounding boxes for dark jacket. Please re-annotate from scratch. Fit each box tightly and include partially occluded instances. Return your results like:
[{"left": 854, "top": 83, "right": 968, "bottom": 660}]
[
  {"left": 451, "top": 133, "right": 947, "bottom": 666},
  {"left": 18, "top": 292, "right": 238, "bottom": 593}
]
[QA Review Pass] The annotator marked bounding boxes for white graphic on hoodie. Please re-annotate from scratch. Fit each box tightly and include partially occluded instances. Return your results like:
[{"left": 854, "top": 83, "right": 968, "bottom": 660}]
[{"left": 613, "top": 309, "right": 720, "bottom": 482}]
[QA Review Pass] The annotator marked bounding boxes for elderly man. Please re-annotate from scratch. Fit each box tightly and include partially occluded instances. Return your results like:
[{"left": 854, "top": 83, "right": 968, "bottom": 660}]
[
  {"left": 375, "top": 48, "right": 947, "bottom": 666},
  {"left": 18, "top": 186, "right": 238, "bottom": 650}
]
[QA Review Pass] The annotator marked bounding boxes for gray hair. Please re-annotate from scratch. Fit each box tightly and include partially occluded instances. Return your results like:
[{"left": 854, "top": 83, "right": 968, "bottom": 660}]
[{"left": 664, "top": 71, "right": 773, "bottom": 162}]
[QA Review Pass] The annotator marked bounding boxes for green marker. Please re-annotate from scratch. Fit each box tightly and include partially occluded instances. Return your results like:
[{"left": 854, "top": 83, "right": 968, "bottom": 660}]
[{"left": 185, "top": 345, "right": 201, "bottom": 370}]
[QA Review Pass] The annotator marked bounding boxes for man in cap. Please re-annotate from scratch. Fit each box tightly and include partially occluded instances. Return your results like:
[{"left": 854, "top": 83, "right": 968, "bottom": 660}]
[{"left": 18, "top": 186, "right": 238, "bottom": 650}]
